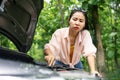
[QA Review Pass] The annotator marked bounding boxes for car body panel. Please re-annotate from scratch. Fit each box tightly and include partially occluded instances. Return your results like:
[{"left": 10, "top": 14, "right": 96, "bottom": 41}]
[
  {"left": 0, "top": 46, "right": 64, "bottom": 80},
  {"left": 0, "top": 0, "right": 43, "bottom": 52}
]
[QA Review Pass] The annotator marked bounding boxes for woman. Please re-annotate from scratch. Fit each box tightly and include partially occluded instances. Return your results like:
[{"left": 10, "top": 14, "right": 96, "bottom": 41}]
[{"left": 44, "top": 7, "right": 101, "bottom": 76}]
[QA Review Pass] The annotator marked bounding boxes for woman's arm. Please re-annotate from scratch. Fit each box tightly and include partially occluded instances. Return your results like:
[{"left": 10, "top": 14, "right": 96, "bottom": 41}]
[
  {"left": 87, "top": 55, "right": 102, "bottom": 77},
  {"left": 87, "top": 55, "right": 96, "bottom": 73},
  {"left": 44, "top": 29, "right": 61, "bottom": 66}
]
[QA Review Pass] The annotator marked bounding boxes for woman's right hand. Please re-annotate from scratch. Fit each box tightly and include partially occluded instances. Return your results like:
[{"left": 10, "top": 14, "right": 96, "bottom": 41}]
[{"left": 44, "top": 54, "right": 55, "bottom": 66}]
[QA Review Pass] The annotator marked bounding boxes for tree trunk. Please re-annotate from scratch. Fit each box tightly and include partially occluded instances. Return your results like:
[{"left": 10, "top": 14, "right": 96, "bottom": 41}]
[
  {"left": 113, "top": 1, "right": 119, "bottom": 68},
  {"left": 91, "top": 5, "right": 106, "bottom": 73},
  {"left": 58, "top": 0, "right": 64, "bottom": 27}
]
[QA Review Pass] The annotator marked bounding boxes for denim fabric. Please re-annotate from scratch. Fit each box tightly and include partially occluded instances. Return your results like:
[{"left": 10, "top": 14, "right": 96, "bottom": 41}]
[{"left": 55, "top": 60, "right": 83, "bottom": 69}]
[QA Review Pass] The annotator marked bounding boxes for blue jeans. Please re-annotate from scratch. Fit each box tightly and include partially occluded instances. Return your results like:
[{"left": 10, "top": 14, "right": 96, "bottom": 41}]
[{"left": 55, "top": 60, "right": 83, "bottom": 69}]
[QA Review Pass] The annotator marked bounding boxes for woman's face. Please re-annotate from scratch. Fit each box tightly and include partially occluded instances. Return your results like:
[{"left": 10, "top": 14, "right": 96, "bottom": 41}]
[{"left": 69, "top": 12, "right": 85, "bottom": 32}]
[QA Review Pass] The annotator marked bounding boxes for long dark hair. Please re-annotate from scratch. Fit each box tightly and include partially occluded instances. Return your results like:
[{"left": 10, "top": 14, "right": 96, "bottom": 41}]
[{"left": 69, "top": 7, "right": 89, "bottom": 30}]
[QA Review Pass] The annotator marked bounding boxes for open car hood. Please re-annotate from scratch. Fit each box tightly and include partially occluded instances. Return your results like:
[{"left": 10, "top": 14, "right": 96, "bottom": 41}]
[{"left": 0, "top": 0, "right": 43, "bottom": 52}]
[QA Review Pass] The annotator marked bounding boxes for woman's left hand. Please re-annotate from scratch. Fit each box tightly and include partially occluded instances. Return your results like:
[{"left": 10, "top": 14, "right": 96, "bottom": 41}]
[{"left": 90, "top": 71, "right": 102, "bottom": 78}]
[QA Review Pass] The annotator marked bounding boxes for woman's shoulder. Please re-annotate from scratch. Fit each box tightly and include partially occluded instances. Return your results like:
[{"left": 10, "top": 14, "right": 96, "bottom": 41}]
[
  {"left": 53, "top": 27, "right": 69, "bottom": 37},
  {"left": 55, "top": 27, "right": 69, "bottom": 33},
  {"left": 81, "top": 29, "right": 90, "bottom": 35}
]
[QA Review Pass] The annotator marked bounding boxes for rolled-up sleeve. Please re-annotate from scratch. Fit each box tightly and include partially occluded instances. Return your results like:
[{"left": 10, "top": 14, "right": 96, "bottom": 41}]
[{"left": 81, "top": 30, "right": 97, "bottom": 57}]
